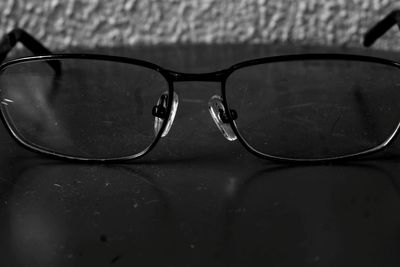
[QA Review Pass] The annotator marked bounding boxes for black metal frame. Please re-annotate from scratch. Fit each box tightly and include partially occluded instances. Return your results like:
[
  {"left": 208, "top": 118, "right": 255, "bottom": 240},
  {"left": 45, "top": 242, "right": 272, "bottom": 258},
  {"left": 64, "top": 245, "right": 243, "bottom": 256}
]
[
  {"left": 364, "top": 10, "right": 400, "bottom": 47},
  {"left": 0, "top": 11, "right": 399, "bottom": 163},
  {"left": 0, "top": 28, "right": 61, "bottom": 73}
]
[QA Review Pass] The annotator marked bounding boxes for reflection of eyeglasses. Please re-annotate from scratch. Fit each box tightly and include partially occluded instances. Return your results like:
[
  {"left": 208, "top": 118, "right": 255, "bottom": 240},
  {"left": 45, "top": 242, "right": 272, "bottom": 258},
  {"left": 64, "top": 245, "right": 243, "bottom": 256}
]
[{"left": 0, "top": 11, "right": 398, "bottom": 163}]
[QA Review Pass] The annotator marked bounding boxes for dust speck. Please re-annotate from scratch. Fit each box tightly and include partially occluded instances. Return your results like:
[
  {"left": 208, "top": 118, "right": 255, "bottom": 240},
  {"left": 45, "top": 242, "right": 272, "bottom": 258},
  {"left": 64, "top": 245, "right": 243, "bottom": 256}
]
[{"left": 100, "top": 234, "right": 107, "bottom": 242}]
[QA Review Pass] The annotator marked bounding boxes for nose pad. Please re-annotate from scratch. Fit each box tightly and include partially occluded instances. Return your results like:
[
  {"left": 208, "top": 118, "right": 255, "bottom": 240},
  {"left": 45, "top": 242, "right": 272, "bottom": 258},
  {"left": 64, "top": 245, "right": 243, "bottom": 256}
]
[
  {"left": 208, "top": 95, "right": 237, "bottom": 141},
  {"left": 152, "top": 91, "right": 179, "bottom": 137}
]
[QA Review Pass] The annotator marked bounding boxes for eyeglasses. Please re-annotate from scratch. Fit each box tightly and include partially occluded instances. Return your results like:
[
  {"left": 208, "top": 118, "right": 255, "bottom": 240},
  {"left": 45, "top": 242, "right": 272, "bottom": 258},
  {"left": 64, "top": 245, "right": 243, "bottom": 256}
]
[{"left": 0, "top": 11, "right": 399, "bottom": 163}]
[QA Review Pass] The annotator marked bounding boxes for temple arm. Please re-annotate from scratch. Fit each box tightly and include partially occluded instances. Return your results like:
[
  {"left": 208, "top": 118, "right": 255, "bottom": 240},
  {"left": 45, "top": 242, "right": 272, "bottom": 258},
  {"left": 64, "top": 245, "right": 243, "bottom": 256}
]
[
  {"left": 363, "top": 10, "right": 400, "bottom": 47},
  {"left": 0, "top": 28, "right": 60, "bottom": 73}
]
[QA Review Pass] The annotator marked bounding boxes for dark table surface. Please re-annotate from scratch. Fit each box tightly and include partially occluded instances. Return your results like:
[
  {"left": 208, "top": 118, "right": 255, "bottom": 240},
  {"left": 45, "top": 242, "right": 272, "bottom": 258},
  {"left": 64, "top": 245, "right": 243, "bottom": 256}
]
[{"left": 1, "top": 44, "right": 400, "bottom": 267}]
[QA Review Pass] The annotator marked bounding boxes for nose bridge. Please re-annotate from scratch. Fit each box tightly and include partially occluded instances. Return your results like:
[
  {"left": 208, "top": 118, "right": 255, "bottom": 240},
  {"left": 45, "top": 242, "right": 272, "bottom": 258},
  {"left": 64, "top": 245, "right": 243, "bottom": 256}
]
[{"left": 166, "top": 69, "right": 228, "bottom": 82}]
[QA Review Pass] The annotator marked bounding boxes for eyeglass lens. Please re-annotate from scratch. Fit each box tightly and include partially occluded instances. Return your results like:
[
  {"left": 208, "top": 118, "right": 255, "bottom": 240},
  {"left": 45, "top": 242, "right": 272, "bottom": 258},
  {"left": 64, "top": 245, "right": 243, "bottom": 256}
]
[
  {"left": 225, "top": 59, "right": 400, "bottom": 159},
  {"left": 0, "top": 59, "right": 169, "bottom": 159}
]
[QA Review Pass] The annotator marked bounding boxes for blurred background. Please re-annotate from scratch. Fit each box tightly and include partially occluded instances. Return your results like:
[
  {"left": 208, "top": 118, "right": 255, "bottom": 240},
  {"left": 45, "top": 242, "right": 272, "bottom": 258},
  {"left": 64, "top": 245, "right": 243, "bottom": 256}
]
[{"left": 0, "top": 0, "right": 399, "bottom": 50}]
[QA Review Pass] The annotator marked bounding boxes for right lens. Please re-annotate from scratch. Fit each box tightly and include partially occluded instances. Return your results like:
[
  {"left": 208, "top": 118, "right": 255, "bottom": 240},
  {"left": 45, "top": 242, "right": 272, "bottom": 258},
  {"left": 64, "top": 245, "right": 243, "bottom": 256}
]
[
  {"left": 0, "top": 57, "right": 170, "bottom": 160},
  {"left": 225, "top": 58, "right": 400, "bottom": 160}
]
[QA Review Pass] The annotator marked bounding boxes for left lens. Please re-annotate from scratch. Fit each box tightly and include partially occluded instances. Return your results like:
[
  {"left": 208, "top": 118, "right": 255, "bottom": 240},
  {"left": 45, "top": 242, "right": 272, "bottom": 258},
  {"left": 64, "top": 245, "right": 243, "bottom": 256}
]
[
  {"left": 225, "top": 57, "right": 400, "bottom": 160},
  {"left": 0, "top": 58, "right": 169, "bottom": 160}
]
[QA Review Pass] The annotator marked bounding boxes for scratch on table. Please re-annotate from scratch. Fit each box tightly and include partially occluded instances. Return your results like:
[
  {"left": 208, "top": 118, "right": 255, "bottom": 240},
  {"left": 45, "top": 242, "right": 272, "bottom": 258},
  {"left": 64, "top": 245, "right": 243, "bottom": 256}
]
[
  {"left": 53, "top": 183, "right": 63, "bottom": 189},
  {"left": 111, "top": 255, "right": 122, "bottom": 264},
  {"left": 144, "top": 199, "right": 160, "bottom": 205}
]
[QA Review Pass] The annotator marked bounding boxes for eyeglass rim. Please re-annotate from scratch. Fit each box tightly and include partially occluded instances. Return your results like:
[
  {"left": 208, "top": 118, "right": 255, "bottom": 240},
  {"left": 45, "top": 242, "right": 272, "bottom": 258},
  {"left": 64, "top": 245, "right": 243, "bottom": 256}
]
[
  {"left": 222, "top": 54, "right": 400, "bottom": 163},
  {"left": 1, "top": 53, "right": 400, "bottom": 163},
  {"left": 0, "top": 55, "right": 176, "bottom": 162}
]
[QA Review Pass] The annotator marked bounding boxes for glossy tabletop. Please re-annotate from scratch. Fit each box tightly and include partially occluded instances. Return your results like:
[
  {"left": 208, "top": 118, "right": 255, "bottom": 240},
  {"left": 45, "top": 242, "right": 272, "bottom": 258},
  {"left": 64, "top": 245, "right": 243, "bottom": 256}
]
[{"left": 1, "top": 44, "right": 400, "bottom": 267}]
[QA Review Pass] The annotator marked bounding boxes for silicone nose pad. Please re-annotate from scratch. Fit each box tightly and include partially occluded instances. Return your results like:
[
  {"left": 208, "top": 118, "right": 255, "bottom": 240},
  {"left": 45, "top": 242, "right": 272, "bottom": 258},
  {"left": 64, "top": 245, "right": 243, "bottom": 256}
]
[
  {"left": 208, "top": 95, "right": 237, "bottom": 141},
  {"left": 152, "top": 91, "right": 179, "bottom": 137}
]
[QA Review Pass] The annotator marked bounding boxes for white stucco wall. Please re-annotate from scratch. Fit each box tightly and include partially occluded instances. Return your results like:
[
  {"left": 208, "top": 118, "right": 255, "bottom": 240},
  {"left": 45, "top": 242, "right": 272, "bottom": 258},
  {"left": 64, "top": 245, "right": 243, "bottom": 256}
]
[{"left": 0, "top": 0, "right": 399, "bottom": 50}]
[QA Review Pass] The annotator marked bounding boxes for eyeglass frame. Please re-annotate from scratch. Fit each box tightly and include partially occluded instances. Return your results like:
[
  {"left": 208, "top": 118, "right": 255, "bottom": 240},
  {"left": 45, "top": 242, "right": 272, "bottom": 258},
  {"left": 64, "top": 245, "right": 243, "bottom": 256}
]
[{"left": 0, "top": 10, "right": 399, "bottom": 163}]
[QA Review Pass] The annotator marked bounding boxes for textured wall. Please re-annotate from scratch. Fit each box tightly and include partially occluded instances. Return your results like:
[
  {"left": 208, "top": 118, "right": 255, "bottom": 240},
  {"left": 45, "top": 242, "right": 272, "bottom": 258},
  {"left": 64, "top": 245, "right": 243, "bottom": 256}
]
[{"left": 0, "top": 0, "right": 399, "bottom": 50}]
